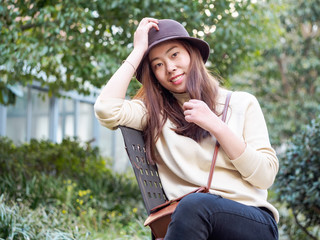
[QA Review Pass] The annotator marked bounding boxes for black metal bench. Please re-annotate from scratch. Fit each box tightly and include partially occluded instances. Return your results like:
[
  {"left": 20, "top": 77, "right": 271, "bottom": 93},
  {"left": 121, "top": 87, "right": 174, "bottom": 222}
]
[{"left": 119, "top": 126, "right": 167, "bottom": 239}]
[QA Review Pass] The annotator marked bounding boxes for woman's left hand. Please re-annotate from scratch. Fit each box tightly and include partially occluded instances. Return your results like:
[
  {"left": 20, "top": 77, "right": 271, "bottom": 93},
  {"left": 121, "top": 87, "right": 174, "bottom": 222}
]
[
  {"left": 183, "top": 98, "right": 246, "bottom": 160},
  {"left": 183, "top": 99, "right": 218, "bottom": 131}
]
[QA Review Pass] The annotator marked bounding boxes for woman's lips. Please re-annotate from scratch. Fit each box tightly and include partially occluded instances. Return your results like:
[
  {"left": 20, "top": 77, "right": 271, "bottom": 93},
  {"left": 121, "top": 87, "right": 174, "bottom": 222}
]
[{"left": 170, "top": 74, "right": 184, "bottom": 85}]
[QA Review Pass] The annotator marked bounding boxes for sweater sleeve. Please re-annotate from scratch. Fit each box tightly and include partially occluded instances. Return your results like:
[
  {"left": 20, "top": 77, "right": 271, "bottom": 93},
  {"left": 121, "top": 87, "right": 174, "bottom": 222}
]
[
  {"left": 231, "top": 93, "right": 279, "bottom": 189},
  {"left": 94, "top": 96, "right": 147, "bottom": 130}
]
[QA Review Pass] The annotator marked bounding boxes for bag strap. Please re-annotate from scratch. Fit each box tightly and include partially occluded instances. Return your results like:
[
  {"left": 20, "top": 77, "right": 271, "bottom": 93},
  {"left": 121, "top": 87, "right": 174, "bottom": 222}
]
[
  {"left": 206, "top": 91, "right": 232, "bottom": 190},
  {"left": 149, "top": 91, "right": 232, "bottom": 213}
]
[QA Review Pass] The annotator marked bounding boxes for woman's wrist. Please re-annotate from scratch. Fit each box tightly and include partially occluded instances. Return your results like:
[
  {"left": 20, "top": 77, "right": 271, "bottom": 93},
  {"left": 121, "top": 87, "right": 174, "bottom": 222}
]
[
  {"left": 122, "top": 60, "right": 136, "bottom": 72},
  {"left": 124, "top": 48, "right": 145, "bottom": 71},
  {"left": 208, "top": 117, "right": 226, "bottom": 137}
]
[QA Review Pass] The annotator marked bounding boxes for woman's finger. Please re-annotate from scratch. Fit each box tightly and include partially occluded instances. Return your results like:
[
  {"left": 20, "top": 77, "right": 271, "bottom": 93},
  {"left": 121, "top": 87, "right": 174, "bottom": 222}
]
[
  {"left": 138, "top": 17, "right": 159, "bottom": 27},
  {"left": 183, "top": 101, "right": 194, "bottom": 110},
  {"left": 184, "top": 109, "right": 192, "bottom": 116},
  {"left": 147, "top": 22, "right": 159, "bottom": 31},
  {"left": 188, "top": 99, "right": 201, "bottom": 103}
]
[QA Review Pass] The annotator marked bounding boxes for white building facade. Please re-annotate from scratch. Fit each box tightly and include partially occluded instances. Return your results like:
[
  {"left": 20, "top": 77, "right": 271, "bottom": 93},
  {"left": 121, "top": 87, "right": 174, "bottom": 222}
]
[{"left": 0, "top": 83, "right": 128, "bottom": 172}]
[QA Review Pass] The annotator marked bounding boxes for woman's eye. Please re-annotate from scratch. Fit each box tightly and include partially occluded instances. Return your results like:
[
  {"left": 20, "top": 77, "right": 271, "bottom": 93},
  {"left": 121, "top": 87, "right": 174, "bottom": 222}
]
[
  {"left": 154, "top": 63, "right": 162, "bottom": 69},
  {"left": 172, "top": 52, "right": 179, "bottom": 58}
]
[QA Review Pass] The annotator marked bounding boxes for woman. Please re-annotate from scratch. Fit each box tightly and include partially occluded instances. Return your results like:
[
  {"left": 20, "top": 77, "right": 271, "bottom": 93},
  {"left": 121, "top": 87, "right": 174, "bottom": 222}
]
[{"left": 94, "top": 18, "right": 279, "bottom": 240}]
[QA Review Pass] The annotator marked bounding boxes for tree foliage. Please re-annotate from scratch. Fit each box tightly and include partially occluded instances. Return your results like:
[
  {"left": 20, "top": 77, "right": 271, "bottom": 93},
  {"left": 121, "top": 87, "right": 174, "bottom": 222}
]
[
  {"left": 0, "top": 0, "right": 278, "bottom": 102},
  {"left": 232, "top": 0, "right": 320, "bottom": 145},
  {"left": 276, "top": 115, "right": 320, "bottom": 239}
]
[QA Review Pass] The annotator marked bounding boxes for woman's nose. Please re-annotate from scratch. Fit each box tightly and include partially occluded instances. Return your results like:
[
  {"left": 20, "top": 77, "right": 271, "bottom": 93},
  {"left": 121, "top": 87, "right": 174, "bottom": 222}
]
[{"left": 166, "top": 61, "right": 176, "bottom": 73}]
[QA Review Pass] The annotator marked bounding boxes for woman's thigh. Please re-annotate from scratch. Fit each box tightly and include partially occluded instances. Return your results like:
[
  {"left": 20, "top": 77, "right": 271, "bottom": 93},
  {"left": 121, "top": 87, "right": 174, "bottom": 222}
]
[{"left": 165, "top": 193, "right": 278, "bottom": 240}]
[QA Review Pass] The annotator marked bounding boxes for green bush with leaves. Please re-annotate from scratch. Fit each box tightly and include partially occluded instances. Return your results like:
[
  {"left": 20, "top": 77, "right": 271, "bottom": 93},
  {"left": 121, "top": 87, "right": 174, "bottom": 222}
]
[
  {"left": 0, "top": 137, "right": 141, "bottom": 201},
  {"left": 0, "top": 194, "right": 99, "bottom": 240},
  {"left": 0, "top": 137, "right": 149, "bottom": 239},
  {"left": 0, "top": 137, "right": 106, "bottom": 178},
  {"left": 276, "top": 115, "right": 320, "bottom": 239}
]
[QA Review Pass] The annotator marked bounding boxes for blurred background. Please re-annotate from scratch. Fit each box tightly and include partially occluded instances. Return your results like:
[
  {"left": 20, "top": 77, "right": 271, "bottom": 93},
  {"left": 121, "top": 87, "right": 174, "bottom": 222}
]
[{"left": 0, "top": 0, "right": 319, "bottom": 239}]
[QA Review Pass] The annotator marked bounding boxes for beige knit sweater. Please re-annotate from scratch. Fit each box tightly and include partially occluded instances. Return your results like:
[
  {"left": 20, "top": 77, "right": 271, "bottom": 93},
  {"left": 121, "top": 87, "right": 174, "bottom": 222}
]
[{"left": 94, "top": 88, "right": 279, "bottom": 222}]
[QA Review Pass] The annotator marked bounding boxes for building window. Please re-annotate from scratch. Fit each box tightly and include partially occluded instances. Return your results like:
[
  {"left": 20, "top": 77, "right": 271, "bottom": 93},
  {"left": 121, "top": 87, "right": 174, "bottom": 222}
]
[
  {"left": 78, "top": 101, "right": 94, "bottom": 142},
  {"left": 6, "top": 87, "right": 28, "bottom": 143},
  {"left": 30, "top": 88, "right": 50, "bottom": 140},
  {"left": 58, "top": 97, "right": 75, "bottom": 142}
]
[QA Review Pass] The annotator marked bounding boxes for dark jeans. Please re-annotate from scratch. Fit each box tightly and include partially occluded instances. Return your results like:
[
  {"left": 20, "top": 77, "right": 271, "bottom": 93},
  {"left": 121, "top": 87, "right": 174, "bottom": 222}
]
[{"left": 165, "top": 193, "right": 278, "bottom": 240}]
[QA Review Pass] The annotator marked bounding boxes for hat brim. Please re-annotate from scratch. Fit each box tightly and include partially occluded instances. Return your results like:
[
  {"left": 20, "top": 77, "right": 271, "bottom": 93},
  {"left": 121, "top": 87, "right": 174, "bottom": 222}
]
[{"left": 136, "top": 36, "right": 210, "bottom": 82}]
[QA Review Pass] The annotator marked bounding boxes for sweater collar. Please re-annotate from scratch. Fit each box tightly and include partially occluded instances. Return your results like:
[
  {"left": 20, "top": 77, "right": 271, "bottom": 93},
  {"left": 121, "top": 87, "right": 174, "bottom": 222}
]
[
  {"left": 171, "top": 88, "right": 227, "bottom": 106},
  {"left": 171, "top": 92, "right": 190, "bottom": 106}
]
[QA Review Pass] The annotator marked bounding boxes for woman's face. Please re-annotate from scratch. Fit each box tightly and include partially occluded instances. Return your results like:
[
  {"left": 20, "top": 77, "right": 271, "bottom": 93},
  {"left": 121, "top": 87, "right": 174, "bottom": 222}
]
[{"left": 148, "top": 41, "right": 191, "bottom": 93}]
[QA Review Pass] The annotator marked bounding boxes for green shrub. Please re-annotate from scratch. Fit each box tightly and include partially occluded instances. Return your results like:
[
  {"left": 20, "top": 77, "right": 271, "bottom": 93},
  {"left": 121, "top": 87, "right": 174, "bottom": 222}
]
[
  {"left": 0, "top": 137, "right": 141, "bottom": 203},
  {"left": 276, "top": 115, "right": 320, "bottom": 239},
  {"left": 0, "top": 137, "right": 24, "bottom": 175},
  {"left": 0, "top": 137, "right": 148, "bottom": 235},
  {"left": 0, "top": 189, "right": 149, "bottom": 239},
  {"left": 0, "top": 194, "right": 92, "bottom": 240},
  {"left": 0, "top": 137, "right": 107, "bottom": 179}
]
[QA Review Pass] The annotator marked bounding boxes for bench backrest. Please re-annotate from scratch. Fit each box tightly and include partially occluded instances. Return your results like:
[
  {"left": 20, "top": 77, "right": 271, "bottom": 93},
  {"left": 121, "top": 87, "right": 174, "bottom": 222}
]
[{"left": 119, "top": 126, "right": 167, "bottom": 214}]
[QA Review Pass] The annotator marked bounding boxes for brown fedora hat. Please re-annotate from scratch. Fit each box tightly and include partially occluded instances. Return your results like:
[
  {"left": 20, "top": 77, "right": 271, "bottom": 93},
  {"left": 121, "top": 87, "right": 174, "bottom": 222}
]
[{"left": 136, "top": 19, "right": 210, "bottom": 82}]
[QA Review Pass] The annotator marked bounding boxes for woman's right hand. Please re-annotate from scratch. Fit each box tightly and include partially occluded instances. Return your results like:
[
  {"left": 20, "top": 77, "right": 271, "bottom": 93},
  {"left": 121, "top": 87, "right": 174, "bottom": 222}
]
[
  {"left": 96, "top": 18, "right": 159, "bottom": 100},
  {"left": 133, "top": 18, "right": 159, "bottom": 54}
]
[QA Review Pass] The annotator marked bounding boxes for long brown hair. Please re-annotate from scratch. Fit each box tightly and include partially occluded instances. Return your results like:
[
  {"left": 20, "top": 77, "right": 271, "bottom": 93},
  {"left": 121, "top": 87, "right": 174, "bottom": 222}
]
[{"left": 134, "top": 40, "right": 219, "bottom": 164}]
